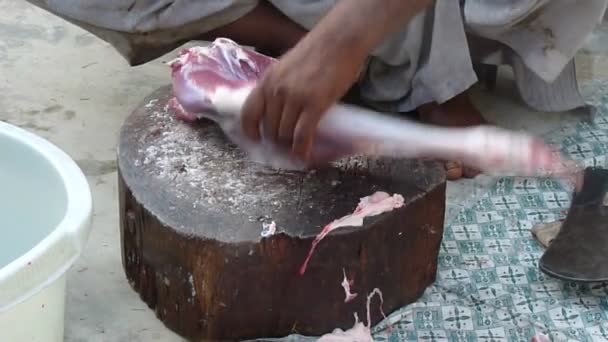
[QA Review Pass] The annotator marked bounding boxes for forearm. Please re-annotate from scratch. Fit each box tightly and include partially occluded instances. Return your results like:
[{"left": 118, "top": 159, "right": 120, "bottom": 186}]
[{"left": 300, "top": 0, "right": 434, "bottom": 63}]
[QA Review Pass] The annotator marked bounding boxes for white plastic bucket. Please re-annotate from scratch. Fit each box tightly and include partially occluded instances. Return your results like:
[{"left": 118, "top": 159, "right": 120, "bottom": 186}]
[{"left": 0, "top": 121, "right": 92, "bottom": 341}]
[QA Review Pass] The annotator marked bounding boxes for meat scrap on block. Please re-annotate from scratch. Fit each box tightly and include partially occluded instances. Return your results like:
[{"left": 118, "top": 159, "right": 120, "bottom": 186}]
[{"left": 299, "top": 191, "right": 404, "bottom": 275}]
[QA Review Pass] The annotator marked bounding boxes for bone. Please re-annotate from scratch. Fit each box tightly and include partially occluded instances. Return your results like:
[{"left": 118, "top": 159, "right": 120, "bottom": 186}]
[{"left": 169, "top": 38, "right": 580, "bottom": 179}]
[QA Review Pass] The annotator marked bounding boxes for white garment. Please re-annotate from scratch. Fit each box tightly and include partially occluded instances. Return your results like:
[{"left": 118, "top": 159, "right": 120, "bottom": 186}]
[
  {"left": 25, "top": 0, "right": 608, "bottom": 112},
  {"left": 465, "top": 0, "right": 608, "bottom": 82}
]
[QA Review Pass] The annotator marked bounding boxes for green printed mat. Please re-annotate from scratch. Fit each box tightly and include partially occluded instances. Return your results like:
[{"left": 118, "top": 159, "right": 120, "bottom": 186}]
[{"left": 370, "top": 80, "right": 608, "bottom": 342}]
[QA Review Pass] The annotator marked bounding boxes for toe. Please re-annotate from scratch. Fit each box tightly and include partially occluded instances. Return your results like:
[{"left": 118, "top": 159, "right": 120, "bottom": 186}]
[
  {"left": 445, "top": 161, "right": 463, "bottom": 180},
  {"left": 463, "top": 167, "right": 481, "bottom": 179}
]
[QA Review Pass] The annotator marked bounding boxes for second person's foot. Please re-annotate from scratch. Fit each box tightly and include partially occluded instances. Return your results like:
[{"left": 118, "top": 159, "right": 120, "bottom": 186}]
[{"left": 417, "top": 91, "right": 488, "bottom": 181}]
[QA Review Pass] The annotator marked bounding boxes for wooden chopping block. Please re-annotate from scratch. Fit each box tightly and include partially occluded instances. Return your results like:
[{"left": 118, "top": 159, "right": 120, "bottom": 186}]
[{"left": 117, "top": 85, "right": 447, "bottom": 341}]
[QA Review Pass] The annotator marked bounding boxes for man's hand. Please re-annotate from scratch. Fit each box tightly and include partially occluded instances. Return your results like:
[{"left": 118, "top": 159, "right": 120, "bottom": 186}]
[
  {"left": 241, "top": 0, "right": 433, "bottom": 162},
  {"left": 241, "top": 38, "right": 363, "bottom": 161}
]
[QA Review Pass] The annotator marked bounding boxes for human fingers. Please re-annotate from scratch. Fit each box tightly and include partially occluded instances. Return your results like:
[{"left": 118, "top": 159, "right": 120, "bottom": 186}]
[
  {"left": 277, "top": 98, "right": 302, "bottom": 147},
  {"left": 241, "top": 84, "right": 266, "bottom": 141},
  {"left": 263, "top": 86, "right": 285, "bottom": 142},
  {"left": 293, "top": 109, "right": 322, "bottom": 161}
]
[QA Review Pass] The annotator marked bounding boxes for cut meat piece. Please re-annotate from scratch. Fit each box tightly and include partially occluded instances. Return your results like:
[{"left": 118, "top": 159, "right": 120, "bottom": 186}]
[
  {"left": 341, "top": 268, "right": 358, "bottom": 303},
  {"left": 167, "top": 97, "right": 198, "bottom": 122},
  {"left": 261, "top": 221, "right": 277, "bottom": 238},
  {"left": 318, "top": 286, "right": 388, "bottom": 342},
  {"left": 531, "top": 334, "right": 551, "bottom": 342},
  {"left": 169, "top": 38, "right": 580, "bottom": 179},
  {"left": 299, "top": 191, "right": 404, "bottom": 275},
  {"left": 317, "top": 322, "right": 373, "bottom": 342}
]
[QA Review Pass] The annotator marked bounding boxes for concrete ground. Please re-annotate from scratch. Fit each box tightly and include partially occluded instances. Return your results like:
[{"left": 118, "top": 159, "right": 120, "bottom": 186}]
[{"left": 0, "top": 2, "right": 606, "bottom": 341}]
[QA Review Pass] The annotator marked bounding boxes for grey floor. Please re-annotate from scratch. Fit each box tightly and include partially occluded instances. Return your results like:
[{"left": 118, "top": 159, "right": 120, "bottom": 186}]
[{"left": 1, "top": 2, "right": 606, "bottom": 341}]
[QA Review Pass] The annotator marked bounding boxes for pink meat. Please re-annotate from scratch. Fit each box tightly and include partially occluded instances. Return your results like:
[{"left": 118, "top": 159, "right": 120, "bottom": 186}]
[
  {"left": 342, "top": 268, "right": 358, "bottom": 303},
  {"left": 299, "top": 191, "right": 404, "bottom": 275},
  {"left": 318, "top": 286, "right": 388, "bottom": 341},
  {"left": 169, "top": 39, "right": 272, "bottom": 116},
  {"left": 168, "top": 38, "right": 579, "bottom": 178},
  {"left": 531, "top": 334, "right": 551, "bottom": 342},
  {"left": 317, "top": 322, "right": 373, "bottom": 342}
]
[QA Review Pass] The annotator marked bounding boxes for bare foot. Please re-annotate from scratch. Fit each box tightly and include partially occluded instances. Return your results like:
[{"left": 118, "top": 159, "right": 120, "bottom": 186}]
[{"left": 417, "top": 91, "right": 488, "bottom": 181}]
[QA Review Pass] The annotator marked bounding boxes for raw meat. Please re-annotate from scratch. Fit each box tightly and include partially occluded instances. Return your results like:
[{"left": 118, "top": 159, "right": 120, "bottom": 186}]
[
  {"left": 341, "top": 268, "right": 358, "bottom": 303},
  {"left": 531, "top": 333, "right": 551, "bottom": 342},
  {"left": 261, "top": 221, "right": 276, "bottom": 238},
  {"left": 317, "top": 322, "right": 373, "bottom": 342},
  {"left": 298, "top": 191, "right": 404, "bottom": 275},
  {"left": 169, "top": 38, "right": 580, "bottom": 179},
  {"left": 365, "top": 288, "right": 389, "bottom": 332},
  {"left": 318, "top": 287, "right": 387, "bottom": 342}
]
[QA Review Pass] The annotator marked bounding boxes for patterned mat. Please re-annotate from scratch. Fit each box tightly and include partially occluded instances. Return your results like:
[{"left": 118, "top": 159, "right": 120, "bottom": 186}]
[{"left": 370, "top": 79, "right": 608, "bottom": 342}]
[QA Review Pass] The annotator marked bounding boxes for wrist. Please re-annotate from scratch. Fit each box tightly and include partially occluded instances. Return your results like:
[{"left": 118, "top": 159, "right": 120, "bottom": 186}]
[{"left": 304, "top": 0, "right": 434, "bottom": 64}]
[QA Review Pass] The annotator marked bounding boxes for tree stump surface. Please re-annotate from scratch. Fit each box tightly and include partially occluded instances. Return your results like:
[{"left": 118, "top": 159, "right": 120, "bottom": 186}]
[{"left": 118, "top": 85, "right": 447, "bottom": 341}]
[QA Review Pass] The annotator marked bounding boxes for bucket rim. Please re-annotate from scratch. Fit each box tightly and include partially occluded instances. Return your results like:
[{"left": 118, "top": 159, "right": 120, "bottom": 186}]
[{"left": 0, "top": 120, "right": 92, "bottom": 312}]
